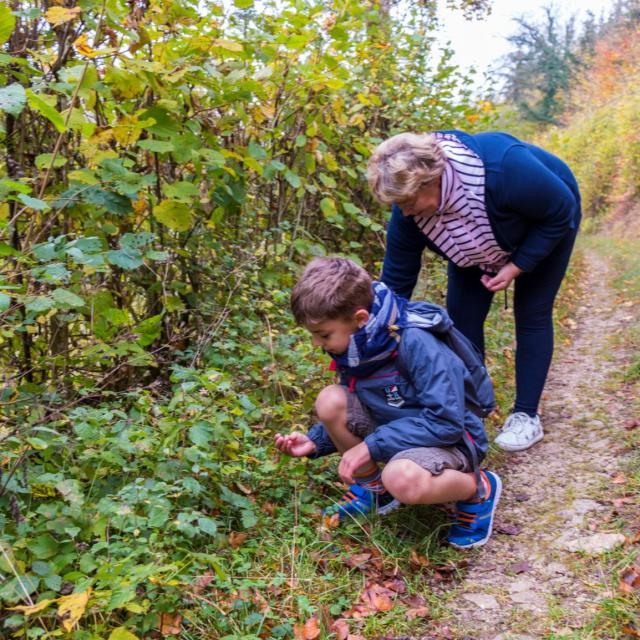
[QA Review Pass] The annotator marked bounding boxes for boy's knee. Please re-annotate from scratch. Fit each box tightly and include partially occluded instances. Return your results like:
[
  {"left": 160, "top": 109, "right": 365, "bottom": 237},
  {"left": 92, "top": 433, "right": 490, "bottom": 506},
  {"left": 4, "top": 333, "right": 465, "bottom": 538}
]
[
  {"left": 315, "top": 384, "right": 347, "bottom": 424},
  {"left": 382, "top": 459, "right": 431, "bottom": 504}
]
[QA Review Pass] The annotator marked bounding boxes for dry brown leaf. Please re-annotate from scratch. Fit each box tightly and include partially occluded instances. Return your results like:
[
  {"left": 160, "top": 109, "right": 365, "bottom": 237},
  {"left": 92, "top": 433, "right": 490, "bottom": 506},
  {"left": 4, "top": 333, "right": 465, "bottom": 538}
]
[
  {"left": 405, "top": 605, "right": 430, "bottom": 620},
  {"left": 229, "top": 531, "right": 248, "bottom": 548},
  {"left": 293, "top": 616, "right": 320, "bottom": 640},
  {"left": 360, "top": 583, "right": 395, "bottom": 612},
  {"left": 159, "top": 612, "right": 182, "bottom": 635},
  {"left": 623, "top": 624, "right": 640, "bottom": 637},
  {"left": 330, "top": 618, "right": 350, "bottom": 640},
  {"left": 343, "top": 552, "right": 372, "bottom": 569},
  {"left": 619, "top": 565, "right": 640, "bottom": 593},
  {"left": 383, "top": 577, "right": 406, "bottom": 593},
  {"left": 409, "top": 549, "right": 430, "bottom": 569},
  {"left": 192, "top": 570, "right": 215, "bottom": 595},
  {"left": 624, "top": 419, "right": 639, "bottom": 431},
  {"left": 322, "top": 513, "right": 340, "bottom": 529},
  {"left": 612, "top": 472, "right": 627, "bottom": 484}
]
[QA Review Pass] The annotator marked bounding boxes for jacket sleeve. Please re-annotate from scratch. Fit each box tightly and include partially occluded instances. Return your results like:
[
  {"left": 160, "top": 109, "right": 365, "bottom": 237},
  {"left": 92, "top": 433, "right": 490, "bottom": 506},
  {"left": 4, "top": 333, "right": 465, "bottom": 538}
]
[
  {"left": 499, "top": 145, "right": 579, "bottom": 272},
  {"left": 306, "top": 421, "right": 337, "bottom": 458},
  {"left": 380, "top": 205, "right": 426, "bottom": 299},
  {"left": 363, "top": 332, "right": 467, "bottom": 462}
]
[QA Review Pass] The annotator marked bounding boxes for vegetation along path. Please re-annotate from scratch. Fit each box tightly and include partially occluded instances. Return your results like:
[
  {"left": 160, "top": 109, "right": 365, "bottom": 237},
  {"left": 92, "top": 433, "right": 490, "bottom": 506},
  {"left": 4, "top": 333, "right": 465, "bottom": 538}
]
[{"left": 428, "top": 240, "right": 639, "bottom": 639}]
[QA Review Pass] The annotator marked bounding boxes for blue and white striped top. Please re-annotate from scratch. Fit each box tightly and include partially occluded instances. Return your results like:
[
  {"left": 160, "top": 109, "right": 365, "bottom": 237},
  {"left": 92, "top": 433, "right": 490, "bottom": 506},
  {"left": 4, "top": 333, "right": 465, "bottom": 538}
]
[{"left": 414, "top": 132, "right": 510, "bottom": 272}]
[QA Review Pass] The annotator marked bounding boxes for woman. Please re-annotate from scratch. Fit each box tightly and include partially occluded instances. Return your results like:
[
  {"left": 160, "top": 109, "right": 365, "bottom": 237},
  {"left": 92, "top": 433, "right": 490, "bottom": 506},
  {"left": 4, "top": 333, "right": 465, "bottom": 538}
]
[{"left": 367, "top": 131, "right": 581, "bottom": 452}]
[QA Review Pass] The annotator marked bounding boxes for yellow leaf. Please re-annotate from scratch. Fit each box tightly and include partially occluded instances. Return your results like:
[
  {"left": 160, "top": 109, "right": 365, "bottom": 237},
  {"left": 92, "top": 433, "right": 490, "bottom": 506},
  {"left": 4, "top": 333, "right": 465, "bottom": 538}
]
[
  {"left": 212, "top": 39, "right": 243, "bottom": 52},
  {"left": 10, "top": 599, "right": 54, "bottom": 616},
  {"left": 113, "top": 114, "right": 142, "bottom": 146},
  {"left": 57, "top": 588, "right": 91, "bottom": 633},
  {"left": 108, "top": 627, "right": 139, "bottom": 640},
  {"left": 73, "top": 34, "right": 99, "bottom": 58},
  {"left": 45, "top": 6, "right": 81, "bottom": 25}
]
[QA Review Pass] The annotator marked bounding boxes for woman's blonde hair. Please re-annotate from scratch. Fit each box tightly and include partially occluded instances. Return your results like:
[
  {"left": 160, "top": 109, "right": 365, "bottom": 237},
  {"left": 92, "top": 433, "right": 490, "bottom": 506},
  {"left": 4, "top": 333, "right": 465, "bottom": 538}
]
[{"left": 367, "top": 132, "right": 445, "bottom": 205}]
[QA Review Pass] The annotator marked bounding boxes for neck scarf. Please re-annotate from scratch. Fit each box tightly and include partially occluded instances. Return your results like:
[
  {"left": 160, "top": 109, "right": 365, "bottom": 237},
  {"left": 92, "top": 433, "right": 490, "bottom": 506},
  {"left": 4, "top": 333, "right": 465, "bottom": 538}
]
[
  {"left": 414, "top": 132, "right": 511, "bottom": 273},
  {"left": 327, "top": 281, "right": 408, "bottom": 377}
]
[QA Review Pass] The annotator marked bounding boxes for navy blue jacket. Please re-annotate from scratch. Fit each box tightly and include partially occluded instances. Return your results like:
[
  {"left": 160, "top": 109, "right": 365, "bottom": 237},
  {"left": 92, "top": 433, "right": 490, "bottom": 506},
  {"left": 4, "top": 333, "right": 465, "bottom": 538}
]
[
  {"left": 307, "top": 327, "right": 489, "bottom": 465},
  {"left": 382, "top": 130, "right": 582, "bottom": 299}
]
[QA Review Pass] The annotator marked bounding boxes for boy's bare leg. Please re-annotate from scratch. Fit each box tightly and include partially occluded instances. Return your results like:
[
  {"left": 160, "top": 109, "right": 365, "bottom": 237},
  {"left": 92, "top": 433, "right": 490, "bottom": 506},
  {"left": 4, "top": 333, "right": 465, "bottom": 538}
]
[
  {"left": 315, "top": 384, "right": 377, "bottom": 477},
  {"left": 382, "top": 459, "right": 478, "bottom": 505}
]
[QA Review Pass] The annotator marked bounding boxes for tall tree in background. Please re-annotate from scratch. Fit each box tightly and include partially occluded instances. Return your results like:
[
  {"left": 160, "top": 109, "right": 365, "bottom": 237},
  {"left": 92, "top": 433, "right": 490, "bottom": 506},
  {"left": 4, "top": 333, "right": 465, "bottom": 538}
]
[{"left": 502, "top": 6, "right": 581, "bottom": 125}]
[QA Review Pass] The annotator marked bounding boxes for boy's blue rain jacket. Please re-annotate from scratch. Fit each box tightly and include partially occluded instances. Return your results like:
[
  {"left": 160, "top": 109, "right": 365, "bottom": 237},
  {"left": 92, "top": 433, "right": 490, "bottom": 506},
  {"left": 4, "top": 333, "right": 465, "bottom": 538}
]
[{"left": 307, "top": 327, "right": 489, "bottom": 466}]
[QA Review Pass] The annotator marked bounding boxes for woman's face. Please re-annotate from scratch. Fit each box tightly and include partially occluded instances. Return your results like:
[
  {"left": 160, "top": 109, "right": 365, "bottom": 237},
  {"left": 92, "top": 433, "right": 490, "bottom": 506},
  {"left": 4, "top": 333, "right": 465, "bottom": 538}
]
[{"left": 400, "top": 177, "right": 442, "bottom": 219}]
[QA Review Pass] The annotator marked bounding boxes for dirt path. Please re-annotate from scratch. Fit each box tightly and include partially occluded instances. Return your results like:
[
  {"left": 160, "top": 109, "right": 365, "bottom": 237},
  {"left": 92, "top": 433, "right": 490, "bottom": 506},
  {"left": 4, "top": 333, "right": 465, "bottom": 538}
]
[{"left": 431, "top": 248, "right": 636, "bottom": 639}]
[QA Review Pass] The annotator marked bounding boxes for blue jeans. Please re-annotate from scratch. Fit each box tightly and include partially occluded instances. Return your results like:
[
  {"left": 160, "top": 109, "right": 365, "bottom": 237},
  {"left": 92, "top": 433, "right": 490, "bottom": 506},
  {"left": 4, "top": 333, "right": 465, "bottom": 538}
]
[{"left": 446, "top": 227, "right": 579, "bottom": 416}]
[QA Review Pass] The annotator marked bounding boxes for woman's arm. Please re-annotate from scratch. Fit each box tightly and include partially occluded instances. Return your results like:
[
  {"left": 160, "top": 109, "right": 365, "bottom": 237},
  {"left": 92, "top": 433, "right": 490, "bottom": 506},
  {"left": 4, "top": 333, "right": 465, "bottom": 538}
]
[
  {"left": 380, "top": 205, "right": 427, "bottom": 299},
  {"left": 499, "top": 145, "right": 579, "bottom": 272}
]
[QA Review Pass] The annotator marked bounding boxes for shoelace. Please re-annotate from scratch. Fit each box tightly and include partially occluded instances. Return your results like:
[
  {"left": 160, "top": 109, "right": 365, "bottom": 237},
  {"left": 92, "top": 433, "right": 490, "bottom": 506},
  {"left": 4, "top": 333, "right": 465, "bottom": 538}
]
[{"left": 453, "top": 509, "right": 478, "bottom": 531}]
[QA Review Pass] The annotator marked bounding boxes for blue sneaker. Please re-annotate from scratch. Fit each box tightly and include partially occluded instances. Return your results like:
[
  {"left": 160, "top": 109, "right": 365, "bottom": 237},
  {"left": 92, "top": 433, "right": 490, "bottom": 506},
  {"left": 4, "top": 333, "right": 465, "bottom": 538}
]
[
  {"left": 324, "top": 484, "right": 400, "bottom": 520},
  {"left": 447, "top": 470, "right": 502, "bottom": 549}
]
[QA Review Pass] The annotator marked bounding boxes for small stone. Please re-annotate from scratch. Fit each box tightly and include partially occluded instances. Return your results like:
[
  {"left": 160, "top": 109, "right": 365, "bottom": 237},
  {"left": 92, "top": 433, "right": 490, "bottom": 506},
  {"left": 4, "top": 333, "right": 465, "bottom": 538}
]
[
  {"left": 462, "top": 593, "right": 499, "bottom": 609},
  {"left": 562, "top": 532, "right": 626, "bottom": 553},
  {"left": 509, "top": 590, "right": 546, "bottom": 607},
  {"left": 508, "top": 577, "right": 535, "bottom": 593},
  {"left": 570, "top": 499, "right": 603, "bottom": 514}
]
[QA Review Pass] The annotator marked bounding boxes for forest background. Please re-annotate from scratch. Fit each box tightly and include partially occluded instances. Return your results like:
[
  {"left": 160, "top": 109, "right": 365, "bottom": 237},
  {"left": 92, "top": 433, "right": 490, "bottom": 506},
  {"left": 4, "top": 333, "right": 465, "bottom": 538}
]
[{"left": 0, "top": 0, "right": 639, "bottom": 638}]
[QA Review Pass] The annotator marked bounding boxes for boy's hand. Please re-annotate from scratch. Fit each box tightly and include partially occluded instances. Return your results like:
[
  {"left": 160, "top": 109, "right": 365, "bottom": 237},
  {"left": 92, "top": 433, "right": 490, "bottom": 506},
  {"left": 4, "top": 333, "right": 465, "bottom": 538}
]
[
  {"left": 274, "top": 432, "right": 316, "bottom": 457},
  {"left": 338, "top": 441, "right": 372, "bottom": 484}
]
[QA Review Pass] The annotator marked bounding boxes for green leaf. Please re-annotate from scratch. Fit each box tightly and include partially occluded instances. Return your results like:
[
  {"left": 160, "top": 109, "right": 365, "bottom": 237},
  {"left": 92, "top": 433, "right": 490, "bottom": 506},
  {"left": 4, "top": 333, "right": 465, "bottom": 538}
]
[
  {"left": 31, "top": 561, "right": 51, "bottom": 577},
  {"left": 51, "top": 288, "right": 84, "bottom": 308},
  {"left": 241, "top": 510, "right": 258, "bottom": 528},
  {"left": 233, "top": 0, "right": 254, "bottom": 7},
  {"left": 153, "top": 200, "right": 193, "bottom": 231},
  {"left": 25, "top": 296, "right": 55, "bottom": 313},
  {"left": 284, "top": 170, "right": 301, "bottom": 188},
  {"left": 0, "top": 82, "right": 25, "bottom": 116},
  {"left": 106, "top": 249, "right": 143, "bottom": 270},
  {"left": 26, "top": 90, "right": 66, "bottom": 133},
  {"left": 0, "top": 292, "right": 10, "bottom": 311},
  {"left": 319, "top": 197, "right": 337, "bottom": 218},
  {"left": 137, "top": 139, "right": 175, "bottom": 153},
  {"left": 189, "top": 422, "right": 212, "bottom": 447},
  {"left": 0, "top": 2, "right": 15, "bottom": 47},
  {"left": 197, "top": 517, "right": 218, "bottom": 535},
  {"left": 319, "top": 173, "right": 337, "bottom": 188},
  {"left": 44, "top": 574, "right": 62, "bottom": 591},
  {"left": 17, "top": 194, "right": 50, "bottom": 211},
  {"left": 34, "top": 153, "right": 67, "bottom": 170},
  {"left": 108, "top": 627, "right": 139, "bottom": 640},
  {"left": 30, "top": 534, "right": 58, "bottom": 560}
]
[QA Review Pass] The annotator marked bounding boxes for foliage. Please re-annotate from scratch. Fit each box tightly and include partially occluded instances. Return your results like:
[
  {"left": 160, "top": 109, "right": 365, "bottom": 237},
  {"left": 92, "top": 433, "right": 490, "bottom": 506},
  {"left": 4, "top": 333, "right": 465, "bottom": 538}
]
[{"left": 0, "top": 0, "right": 497, "bottom": 636}]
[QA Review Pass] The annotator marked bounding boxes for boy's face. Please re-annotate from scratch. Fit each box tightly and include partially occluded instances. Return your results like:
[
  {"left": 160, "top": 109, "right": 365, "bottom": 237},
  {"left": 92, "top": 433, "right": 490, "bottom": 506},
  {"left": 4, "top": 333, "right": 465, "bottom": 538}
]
[{"left": 305, "top": 310, "right": 368, "bottom": 355}]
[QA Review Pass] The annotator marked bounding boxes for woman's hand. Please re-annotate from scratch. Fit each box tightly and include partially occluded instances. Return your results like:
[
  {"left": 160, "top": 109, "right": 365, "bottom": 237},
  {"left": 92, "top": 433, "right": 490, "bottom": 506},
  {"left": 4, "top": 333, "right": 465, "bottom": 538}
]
[
  {"left": 480, "top": 262, "right": 523, "bottom": 292},
  {"left": 338, "top": 441, "right": 372, "bottom": 484},
  {"left": 274, "top": 432, "right": 316, "bottom": 457}
]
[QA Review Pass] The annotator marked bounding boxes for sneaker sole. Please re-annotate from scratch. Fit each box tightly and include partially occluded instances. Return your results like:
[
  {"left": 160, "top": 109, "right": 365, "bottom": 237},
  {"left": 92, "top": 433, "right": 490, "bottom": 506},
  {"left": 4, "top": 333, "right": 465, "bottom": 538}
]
[
  {"left": 377, "top": 498, "right": 401, "bottom": 516},
  {"left": 448, "top": 472, "right": 503, "bottom": 549},
  {"left": 494, "top": 430, "right": 544, "bottom": 452}
]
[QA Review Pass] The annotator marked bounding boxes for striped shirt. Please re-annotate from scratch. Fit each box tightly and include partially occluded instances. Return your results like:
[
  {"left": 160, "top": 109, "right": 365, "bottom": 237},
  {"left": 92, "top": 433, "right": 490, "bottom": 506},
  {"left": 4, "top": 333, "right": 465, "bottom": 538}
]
[{"left": 414, "top": 132, "right": 511, "bottom": 272}]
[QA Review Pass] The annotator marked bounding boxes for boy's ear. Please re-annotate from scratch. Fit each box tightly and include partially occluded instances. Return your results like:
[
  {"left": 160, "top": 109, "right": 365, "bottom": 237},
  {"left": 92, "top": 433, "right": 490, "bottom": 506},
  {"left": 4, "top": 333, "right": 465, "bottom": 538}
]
[{"left": 354, "top": 308, "right": 370, "bottom": 328}]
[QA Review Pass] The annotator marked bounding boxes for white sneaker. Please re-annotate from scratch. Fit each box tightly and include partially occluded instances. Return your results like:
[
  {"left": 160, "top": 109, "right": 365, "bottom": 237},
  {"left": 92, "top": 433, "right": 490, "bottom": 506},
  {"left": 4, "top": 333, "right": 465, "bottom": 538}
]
[{"left": 494, "top": 412, "right": 543, "bottom": 452}]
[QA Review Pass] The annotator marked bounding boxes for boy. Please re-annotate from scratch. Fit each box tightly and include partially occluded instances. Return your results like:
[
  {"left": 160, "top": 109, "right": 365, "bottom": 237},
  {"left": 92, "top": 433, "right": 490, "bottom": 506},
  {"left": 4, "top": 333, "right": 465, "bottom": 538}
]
[{"left": 275, "top": 257, "right": 501, "bottom": 548}]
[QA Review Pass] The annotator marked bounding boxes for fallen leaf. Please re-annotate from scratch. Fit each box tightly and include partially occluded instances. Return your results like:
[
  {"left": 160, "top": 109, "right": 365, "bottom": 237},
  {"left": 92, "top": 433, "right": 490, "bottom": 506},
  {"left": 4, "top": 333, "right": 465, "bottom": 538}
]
[
  {"left": 229, "top": 531, "right": 247, "bottom": 548},
  {"left": 623, "top": 624, "right": 640, "bottom": 638},
  {"left": 402, "top": 593, "right": 426, "bottom": 608},
  {"left": 10, "top": 599, "right": 54, "bottom": 615},
  {"left": 322, "top": 513, "right": 340, "bottom": 529},
  {"left": 612, "top": 496, "right": 635, "bottom": 508},
  {"left": 343, "top": 552, "right": 372, "bottom": 569},
  {"left": 405, "top": 605, "right": 430, "bottom": 620},
  {"left": 510, "top": 560, "right": 533, "bottom": 574},
  {"left": 626, "top": 531, "right": 640, "bottom": 545},
  {"left": 330, "top": 618, "right": 350, "bottom": 640},
  {"left": 236, "top": 482, "right": 252, "bottom": 495},
  {"left": 409, "top": 549, "right": 430, "bottom": 569},
  {"left": 611, "top": 472, "right": 627, "bottom": 485},
  {"left": 57, "top": 589, "right": 91, "bottom": 633},
  {"left": 159, "top": 612, "right": 182, "bottom": 635},
  {"left": 624, "top": 419, "right": 639, "bottom": 431},
  {"left": 495, "top": 522, "right": 522, "bottom": 536},
  {"left": 514, "top": 493, "right": 531, "bottom": 502},
  {"left": 360, "top": 583, "right": 395, "bottom": 612},
  {"left": 192, "top": 570, "right": 215, "bottom": 595},
  {"left": 383, "top": 577, "right": 406, "bottom": 593},
  {"left": 293, "top": 616, "right": 320, "bottom": 640},
  {"left": 619, "top": 565, "right": 640, "bottom": 593}
]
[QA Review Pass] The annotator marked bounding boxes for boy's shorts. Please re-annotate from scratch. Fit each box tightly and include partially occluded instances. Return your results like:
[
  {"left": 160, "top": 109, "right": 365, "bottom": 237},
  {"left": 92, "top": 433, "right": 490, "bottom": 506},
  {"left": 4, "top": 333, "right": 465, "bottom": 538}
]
[{"left": 346, "top": 387, "right": 471, "bottom": 475}]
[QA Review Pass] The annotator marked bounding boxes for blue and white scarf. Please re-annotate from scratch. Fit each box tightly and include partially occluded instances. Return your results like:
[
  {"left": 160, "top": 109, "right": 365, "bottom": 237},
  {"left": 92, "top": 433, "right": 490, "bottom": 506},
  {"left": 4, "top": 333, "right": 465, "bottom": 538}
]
[{"left": 327, "top": 281, "right": 408, "bottom": 377}]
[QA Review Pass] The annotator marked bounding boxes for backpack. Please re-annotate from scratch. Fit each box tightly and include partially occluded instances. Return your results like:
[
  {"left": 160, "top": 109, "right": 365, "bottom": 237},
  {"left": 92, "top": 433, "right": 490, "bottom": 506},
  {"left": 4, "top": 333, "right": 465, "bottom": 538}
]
[{"left": 398, "top": 301, "right": 496, "bottom": 419}]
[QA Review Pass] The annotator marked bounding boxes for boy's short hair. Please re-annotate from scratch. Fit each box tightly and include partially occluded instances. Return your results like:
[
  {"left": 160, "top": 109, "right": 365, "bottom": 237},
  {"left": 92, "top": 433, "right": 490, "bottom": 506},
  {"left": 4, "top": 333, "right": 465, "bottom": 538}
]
[{"left": 291, "top": 257, "right": 373, "bottom": 325}]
